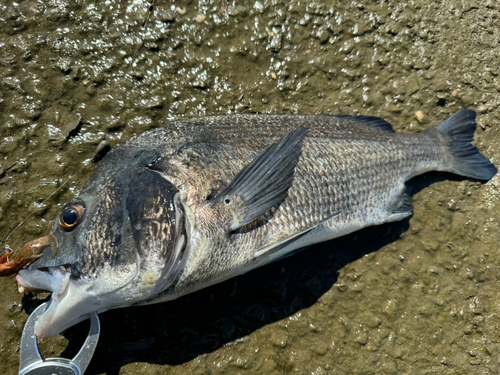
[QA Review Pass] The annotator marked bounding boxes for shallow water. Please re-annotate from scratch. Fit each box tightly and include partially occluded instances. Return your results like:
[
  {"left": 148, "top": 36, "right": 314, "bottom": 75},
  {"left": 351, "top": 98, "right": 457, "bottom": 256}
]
[{"left": 1, "top": 0, "right": 499, "bottom": 374}]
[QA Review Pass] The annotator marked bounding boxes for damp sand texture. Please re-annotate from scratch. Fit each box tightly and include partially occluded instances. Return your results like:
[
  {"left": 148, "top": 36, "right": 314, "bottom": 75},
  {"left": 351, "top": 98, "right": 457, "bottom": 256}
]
[{"left": 0, "top": 1, "right": 499, "bottom": 374}]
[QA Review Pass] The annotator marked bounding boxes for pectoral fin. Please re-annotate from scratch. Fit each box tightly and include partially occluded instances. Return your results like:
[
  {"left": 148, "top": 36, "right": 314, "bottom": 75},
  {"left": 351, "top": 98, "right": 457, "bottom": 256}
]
[{"left": 212, "top": 128, "right": 308, "bottom": 231}]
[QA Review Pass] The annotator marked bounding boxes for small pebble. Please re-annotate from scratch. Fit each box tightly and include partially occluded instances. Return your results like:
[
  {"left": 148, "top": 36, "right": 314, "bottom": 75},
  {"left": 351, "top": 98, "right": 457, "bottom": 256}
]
[
  {"left": 451, "top": 90, "right": 458, "bottom": 97},
  {"left": 271, "top": 72, "right": 277, "bottom": 79},
  {"left": 415, "top": 110, "right": 424, "bottom": 123},
  {"left": 196, "top": 14, "right": 206, "bottom": 23}
]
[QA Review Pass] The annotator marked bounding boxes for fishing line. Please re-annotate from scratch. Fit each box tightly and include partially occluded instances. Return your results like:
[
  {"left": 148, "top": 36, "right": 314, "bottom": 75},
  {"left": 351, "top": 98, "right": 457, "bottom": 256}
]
[
  {"left": 142, "top": 0, "right": 156, "bottom": 28},
  {"left": 4, "top": 165, "right": 87, "bottom": 254},
  {"left": 127, "top": 0, "right": 156, "bottom": 73}
]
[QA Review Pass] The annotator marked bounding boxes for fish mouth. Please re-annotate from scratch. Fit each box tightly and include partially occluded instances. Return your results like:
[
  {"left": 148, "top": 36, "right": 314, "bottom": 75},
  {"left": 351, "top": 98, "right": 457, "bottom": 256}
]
[
  {"left": 16, "top": 265, "right": 69, "bottom": 295},
  {"left": 17, "top": 265, "right": 89, "bottom": 337}
]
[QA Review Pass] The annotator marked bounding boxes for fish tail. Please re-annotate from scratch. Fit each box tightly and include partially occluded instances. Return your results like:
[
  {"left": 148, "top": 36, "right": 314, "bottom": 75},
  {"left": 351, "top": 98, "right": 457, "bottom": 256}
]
[{"left": 429, "top": 109, "right": 497, "bottom": 180}]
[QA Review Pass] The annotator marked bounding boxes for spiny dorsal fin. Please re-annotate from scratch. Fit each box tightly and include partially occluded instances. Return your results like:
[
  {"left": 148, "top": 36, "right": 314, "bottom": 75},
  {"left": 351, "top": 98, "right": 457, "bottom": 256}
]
[
  {"left": 212, "top": 128, "right": 308, "bottom": 231},
  {"left": 334, "top": 115, "right": 395, "bottom": 133}
]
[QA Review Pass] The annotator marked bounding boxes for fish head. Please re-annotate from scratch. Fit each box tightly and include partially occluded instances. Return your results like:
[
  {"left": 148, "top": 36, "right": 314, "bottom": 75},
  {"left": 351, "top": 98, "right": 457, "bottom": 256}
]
[{"left": 17, "top": 150, "right": 190, "bottom": 337}]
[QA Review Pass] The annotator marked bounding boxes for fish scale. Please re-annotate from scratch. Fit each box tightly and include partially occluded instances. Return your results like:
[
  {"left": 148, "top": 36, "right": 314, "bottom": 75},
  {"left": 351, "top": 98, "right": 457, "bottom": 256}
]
[
  {"left": 12, "top": 110, "right": 497, "bottom": 337},
  {"left": 163, "top": 131, "right": 453, "bottom": 297}
]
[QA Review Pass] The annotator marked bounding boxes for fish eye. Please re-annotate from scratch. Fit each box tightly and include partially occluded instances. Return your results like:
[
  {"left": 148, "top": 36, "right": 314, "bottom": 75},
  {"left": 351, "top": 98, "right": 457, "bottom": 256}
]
[{"left": 59, "top": 203, "right": 85, "bottom": 230}]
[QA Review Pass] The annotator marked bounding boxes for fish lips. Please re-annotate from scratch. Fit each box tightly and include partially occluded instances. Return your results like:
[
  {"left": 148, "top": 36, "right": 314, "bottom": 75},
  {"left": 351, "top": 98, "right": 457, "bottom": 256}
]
[
  {"left": 17, "top": 265, "right": 68, "bottom": 294},
  {"left": 17, "top": 265, "right": 91, "bottom": 338},
  {"left": 29, "top": 242, "right": 80, "bottom": 271}
]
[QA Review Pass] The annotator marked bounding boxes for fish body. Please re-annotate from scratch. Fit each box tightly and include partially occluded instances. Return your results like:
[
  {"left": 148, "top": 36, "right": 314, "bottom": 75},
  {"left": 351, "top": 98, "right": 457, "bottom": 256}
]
[{"left": 16, "top": 110, "right": 496, "bottom": 337}]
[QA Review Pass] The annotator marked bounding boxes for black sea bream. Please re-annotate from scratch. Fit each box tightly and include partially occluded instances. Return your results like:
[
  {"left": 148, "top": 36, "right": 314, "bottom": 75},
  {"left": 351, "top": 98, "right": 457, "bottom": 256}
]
[{"left": 15, "top": 109, "right": 496, "bottom": 337}]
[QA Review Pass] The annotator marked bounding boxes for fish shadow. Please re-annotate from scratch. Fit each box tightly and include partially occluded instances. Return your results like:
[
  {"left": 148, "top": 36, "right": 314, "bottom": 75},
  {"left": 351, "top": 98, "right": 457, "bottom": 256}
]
[{"left": 23, "top": 172, "right": 464, "bottom": 374}]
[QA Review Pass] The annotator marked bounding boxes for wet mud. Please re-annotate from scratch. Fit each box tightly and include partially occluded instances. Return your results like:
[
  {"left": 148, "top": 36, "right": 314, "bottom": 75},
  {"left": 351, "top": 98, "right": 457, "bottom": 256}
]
[{"left": 1, "top": 0, "right": 500, "bottom": 374}]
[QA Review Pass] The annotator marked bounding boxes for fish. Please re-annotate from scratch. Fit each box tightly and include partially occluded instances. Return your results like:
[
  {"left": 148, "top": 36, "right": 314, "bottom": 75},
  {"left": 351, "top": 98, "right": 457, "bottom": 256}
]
[{"left": 13, "top": 109, "right": 496, "bottom": 338}]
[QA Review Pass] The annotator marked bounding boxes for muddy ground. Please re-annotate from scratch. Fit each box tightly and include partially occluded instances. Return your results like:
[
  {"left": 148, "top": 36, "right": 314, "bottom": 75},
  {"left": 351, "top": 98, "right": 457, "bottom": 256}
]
[{"left": 1, "top": 0, "right": 500, "bottom": 374}]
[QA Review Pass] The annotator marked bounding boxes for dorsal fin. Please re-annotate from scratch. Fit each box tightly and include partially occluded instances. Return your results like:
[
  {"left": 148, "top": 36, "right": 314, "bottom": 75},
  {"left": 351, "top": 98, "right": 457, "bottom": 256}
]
[{"left": 334, "top": 115, "right": 395, "bottom": 133}]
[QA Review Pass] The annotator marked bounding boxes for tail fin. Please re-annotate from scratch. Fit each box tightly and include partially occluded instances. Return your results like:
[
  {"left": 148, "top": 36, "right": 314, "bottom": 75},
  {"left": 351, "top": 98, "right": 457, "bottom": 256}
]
[{"left": 432, "top": 109, "right": 496, "bottom": 180}]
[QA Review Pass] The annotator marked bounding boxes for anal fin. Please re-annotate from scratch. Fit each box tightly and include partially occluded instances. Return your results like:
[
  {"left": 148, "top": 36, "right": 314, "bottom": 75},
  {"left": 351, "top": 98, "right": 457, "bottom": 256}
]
[{"left": 382, "top": 192, "right": 413, "bottom": 223}]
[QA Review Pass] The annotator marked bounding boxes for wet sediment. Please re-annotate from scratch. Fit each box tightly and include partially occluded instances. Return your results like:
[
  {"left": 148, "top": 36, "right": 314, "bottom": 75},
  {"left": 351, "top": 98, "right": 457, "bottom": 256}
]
[{"left": 1, "top": 1, "right": 499, "bottom": 374}]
